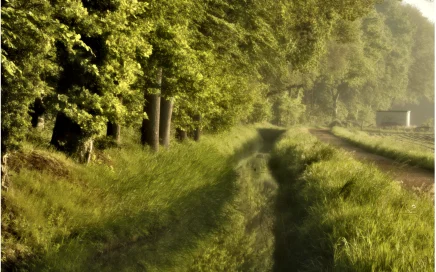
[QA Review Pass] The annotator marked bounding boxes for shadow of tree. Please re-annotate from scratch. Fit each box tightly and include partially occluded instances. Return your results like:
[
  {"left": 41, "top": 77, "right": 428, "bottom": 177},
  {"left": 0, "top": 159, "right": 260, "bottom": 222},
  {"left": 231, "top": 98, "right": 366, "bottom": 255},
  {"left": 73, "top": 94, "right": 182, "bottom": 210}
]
[
  {"left": 257, "top": 128, "right": 286, "bottom": 153},
  {"left": 25, "top": 135, "right": 263, "bottom": 271},
  {"left": 266, "top": 130, "right": 334, "bottom": 272}
]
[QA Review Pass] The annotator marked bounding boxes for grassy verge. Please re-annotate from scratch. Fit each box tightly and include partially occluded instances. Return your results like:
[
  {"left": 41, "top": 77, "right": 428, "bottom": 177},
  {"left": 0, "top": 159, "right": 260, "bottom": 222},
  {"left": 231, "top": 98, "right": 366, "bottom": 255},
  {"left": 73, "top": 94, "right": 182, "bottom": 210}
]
[
  {"left": 2, "top": 125, "right": 275, "bottom": 271},
  {"left": 270, "top": 128, "right": 434, "bottom": 271},
  {"left": 363, "top": 127, "right": 434, "bottom": 134},
  {"left": 331, "top": 126, "right": 434, "bottom": 170}
]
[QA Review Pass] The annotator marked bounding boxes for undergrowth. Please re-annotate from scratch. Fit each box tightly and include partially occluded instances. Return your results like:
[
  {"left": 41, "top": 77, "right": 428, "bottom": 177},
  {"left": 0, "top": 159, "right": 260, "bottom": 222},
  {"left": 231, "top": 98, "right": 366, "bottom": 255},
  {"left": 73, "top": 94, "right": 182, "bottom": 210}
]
[
  {"left": 270, "top": 128, "right": 434, "bottom": 271},
  {"left": 331, "top": 126, "right": 434, "bottom": 171},
  {"left": 1, "top": 125, "right": 275, "bottom": 271}
]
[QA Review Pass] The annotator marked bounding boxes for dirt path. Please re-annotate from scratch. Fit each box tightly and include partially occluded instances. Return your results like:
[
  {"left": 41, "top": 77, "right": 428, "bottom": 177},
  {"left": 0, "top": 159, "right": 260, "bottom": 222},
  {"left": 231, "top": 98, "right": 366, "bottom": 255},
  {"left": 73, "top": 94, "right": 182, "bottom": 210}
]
[{"left": 309, "top": 129, "right": 434, "bottom": 195}]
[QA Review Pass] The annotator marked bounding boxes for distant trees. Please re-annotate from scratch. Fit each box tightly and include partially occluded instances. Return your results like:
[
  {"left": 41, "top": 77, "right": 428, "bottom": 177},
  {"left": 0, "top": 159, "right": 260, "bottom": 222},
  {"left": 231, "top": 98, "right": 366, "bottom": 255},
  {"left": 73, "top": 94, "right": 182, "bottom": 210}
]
[
  {"left": 406, "top": 6, "right": 435, "bottom": 103},
  {"left": 302, "top": 0, "right": 435, "bottom": 125},
  {"left": 273, "top": 92, "right": 306, "bottom": 126}
]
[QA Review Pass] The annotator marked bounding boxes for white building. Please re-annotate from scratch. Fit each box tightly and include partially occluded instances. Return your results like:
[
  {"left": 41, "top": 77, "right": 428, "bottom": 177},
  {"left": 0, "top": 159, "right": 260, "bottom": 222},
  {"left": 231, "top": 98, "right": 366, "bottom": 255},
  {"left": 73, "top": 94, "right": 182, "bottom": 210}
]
[{"left": 376, "top": 111, "right": 411, "bottom": 127}]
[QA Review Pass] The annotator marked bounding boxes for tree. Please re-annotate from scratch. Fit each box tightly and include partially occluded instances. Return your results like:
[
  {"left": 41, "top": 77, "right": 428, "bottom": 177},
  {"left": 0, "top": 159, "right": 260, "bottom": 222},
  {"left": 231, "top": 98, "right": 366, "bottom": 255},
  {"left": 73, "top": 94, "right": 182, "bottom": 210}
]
[
  {"left": 137, "top": 0, "right": 197, "bottom": 149},
  {"left": 1, "top": 0, "right": 60, "bottom": 186},
  {"left": 1, "top": 0, "right": 59, "bottom": 155},
  {"left": 299, "top": 0, "right": 431, "bottom": 126},
  {"left": 405, "top": 5, "right": 435, "bottom": 103},
  {"left": 273, "top": 92, "right": 306, "bottom": 126},
  {"left": 49, "top": 0, "right": 150, "bottom": 160},
  {"left": 1, "top": 0, "right": 382, "bottom": 165}
]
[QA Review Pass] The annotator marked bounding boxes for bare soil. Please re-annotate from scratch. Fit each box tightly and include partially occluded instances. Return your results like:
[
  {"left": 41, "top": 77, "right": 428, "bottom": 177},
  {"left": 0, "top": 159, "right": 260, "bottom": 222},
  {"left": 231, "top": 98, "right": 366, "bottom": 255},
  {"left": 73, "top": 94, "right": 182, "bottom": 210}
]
[{"left": 309, "top": 129, "right": 434, "bottom": 195}]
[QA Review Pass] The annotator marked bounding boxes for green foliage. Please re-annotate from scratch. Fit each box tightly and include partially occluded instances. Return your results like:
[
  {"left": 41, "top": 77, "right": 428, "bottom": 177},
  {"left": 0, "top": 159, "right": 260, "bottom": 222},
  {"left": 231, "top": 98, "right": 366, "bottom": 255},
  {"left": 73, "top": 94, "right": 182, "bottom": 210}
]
[
  {"left": 303, "top": 0, "right": 434, "bottom": 124},
  {"left": 1, "top": 0, "right": 381, "bottom": 153},
  {"left": 1, "top": 0, "right": 153, "bottom": 153},
  {"left": 1, "top": 1, "right": 59, "bottom": 153},
  {"left": 245, "top": 100, "right": 273, "bottom": 124},
  {"left": 421, "top": 118, "right": 434, "bottom": 128},
  {"left": 270, "top": 128, "right": 434, "bottom": 271},
  {"left": 347, "top": 105, "right": 375, "bottom": 127},
  {"left": 51, "top": 0, "right": 151, "bottom": 135},
  {"left": 405, "top": 6, "right": 435, "bottom": 102},
  {"left": 273, "top": 92, "right": 306, "bottom": 126}
]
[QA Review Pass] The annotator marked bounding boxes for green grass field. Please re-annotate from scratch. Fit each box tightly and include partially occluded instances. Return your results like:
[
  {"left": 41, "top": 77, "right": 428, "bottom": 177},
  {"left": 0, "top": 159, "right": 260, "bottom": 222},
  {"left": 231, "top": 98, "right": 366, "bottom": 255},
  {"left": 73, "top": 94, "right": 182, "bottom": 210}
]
[
  {"left": 270, "top": 128, "right": 434, "bottom": 271},
  {"left": 2, "top": 125, "right": 433, "bottom": 271},
  {"left": 331, "top": 126, "right": 434, "bottom": 170},
  {"left": 2, "top": 125, "right": 278, "bottom": 271}
]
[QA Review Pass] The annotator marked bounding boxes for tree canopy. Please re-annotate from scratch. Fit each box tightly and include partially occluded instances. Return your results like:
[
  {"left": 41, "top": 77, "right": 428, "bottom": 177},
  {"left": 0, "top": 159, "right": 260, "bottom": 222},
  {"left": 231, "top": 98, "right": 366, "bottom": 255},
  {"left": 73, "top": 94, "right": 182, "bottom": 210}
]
[
  {"left": 5, "top": 0, "right": 426, "bottom": 157},
  {"left": 301, "top": 0, "right": 434, "bottom": 125}
]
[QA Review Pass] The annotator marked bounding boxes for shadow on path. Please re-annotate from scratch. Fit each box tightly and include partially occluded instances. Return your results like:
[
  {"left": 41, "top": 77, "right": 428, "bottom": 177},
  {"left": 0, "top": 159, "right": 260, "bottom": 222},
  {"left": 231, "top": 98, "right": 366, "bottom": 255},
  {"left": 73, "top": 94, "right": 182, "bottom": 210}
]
[
  {"left": 257, "top": 128, "right": 325, "bottom": 271},
  {"left": 257, "top": 128, "right": 286, "bottom": 153},
  {"left": 267, "top": 147, "right": 315, "bottom": 271}
]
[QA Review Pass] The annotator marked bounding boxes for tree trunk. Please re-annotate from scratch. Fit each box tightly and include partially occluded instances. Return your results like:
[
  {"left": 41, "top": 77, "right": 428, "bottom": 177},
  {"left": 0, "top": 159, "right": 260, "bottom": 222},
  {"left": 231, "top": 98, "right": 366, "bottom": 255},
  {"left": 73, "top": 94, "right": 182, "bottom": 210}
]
[
  {"left": 51, "top": 112, "right": 83, "bottom": 154},
  {"left": 107, "top": 95, "right": 123, "bottom": 144},
  {"left": 78, "top": 138, "right": 94, "bottom": 164},
  {"left": 29, "top": 97, "right": 45, "bottom": 129},
  {"left": 332, "top": 92, "right": 340, "bottom": 120},
  {"left": 1, "top": 154, "right": 9, "bottom": 191},
  {"left": 50, "top": 112, "right": 93, "bottom": 163},
  {"left": 107, "top": 122, "right": 121, "bottom": 143},
  {"left": 333, "top": 101, "right": 338, "bottom": 120},
  {"left": 176, "top": 128, "right": 187, "bottom": 142},
  {"left": 193, "top": 114, "right": 201, "bottom": 142},
  {"left": 142, "top": 93, "right": 161, "bottom": 151},
  {"left": 159, "top": 96, "right": 174, "bottom": 148},
  {"left": 141, "top": 67, "right": 162, "bottom": 152}
]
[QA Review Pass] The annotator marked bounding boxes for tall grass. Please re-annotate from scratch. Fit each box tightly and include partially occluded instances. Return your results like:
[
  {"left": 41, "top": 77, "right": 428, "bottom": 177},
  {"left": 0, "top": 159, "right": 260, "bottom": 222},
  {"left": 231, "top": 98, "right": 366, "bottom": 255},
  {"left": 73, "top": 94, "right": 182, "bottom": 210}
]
[
  {"left": 2, "top": 125, "right": 275, "bottom": 271},
  {"left": 270, "top": 128, "right": 434, "bottom": 271},
  {"left": 331, "top": 126, "right": 434, "bottom": 170}
]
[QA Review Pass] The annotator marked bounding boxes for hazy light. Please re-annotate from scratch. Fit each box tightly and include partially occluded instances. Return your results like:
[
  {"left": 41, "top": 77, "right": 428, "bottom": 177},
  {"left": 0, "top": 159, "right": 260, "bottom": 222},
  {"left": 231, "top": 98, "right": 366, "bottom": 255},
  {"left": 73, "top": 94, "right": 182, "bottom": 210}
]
[{"left": 402, "top": 0, "right": 435, "bottom": 22}]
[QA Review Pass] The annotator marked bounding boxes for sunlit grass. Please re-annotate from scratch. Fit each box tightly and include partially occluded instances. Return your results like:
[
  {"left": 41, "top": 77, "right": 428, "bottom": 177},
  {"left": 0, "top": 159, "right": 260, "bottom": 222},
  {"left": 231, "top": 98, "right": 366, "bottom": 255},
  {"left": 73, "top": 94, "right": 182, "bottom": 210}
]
[
  {"left": 331, "top": 126, "right": 434, "bottom": 170},
  {"left": 5, "top": 125, "right": 432, "bottom": 271},
  {"left": 2, "top": 125, "right": 274, "bottom": 271},
  {"left": 270, "top": 128, "right": 434, "bottom": 271}
]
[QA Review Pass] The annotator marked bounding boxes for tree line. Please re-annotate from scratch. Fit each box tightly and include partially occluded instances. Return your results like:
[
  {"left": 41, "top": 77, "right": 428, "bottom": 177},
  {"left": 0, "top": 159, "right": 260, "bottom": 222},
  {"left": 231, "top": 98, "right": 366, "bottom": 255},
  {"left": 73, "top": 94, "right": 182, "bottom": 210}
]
[
  {"left": 2, "top": 0, "right": 382, "bottom": 162},
  {"left": 275, "top": 0, "right": 434, "bottom": 127},
  {"left": 2, "top": 0, "right": 433, "bottom": 162}
]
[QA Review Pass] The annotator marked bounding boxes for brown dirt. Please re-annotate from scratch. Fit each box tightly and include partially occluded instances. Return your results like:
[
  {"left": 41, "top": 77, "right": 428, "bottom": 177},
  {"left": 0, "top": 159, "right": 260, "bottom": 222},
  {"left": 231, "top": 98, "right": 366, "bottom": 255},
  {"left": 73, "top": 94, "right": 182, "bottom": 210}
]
[
  {"left": 8, "top": 151, "right": 70, "bottom": 177},
  {"left": 309, "top": 129, "right": 434, "bottom": 195}
]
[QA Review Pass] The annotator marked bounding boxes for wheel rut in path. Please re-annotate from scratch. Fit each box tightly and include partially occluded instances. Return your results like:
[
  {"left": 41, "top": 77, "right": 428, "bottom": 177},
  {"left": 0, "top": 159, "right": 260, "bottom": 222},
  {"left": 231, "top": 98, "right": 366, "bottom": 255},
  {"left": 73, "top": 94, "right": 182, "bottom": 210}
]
[
  {"left": 259, "top": 128, "right": 433, "bottom": 271},
  {"left": 257, "top": 128, "right": 306, "bottom": 272},
  {"left": 309, "top": 129, "right": 434, "bottom": 195}
]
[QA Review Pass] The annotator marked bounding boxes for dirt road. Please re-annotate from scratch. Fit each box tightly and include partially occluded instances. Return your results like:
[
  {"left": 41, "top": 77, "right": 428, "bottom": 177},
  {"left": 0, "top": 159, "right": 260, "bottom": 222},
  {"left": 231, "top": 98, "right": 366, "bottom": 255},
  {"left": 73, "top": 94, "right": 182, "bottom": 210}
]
[{"left": 309, "top": 129, "right": 434, "bottom": 195}]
